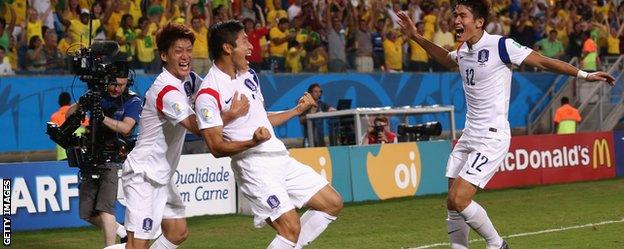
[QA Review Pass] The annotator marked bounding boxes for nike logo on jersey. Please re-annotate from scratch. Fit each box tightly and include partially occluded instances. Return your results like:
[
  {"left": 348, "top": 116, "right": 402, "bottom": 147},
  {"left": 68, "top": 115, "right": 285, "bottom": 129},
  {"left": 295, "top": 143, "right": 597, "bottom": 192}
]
[{"left": 225, "top": 97, "right": 232, "bottom": 104}]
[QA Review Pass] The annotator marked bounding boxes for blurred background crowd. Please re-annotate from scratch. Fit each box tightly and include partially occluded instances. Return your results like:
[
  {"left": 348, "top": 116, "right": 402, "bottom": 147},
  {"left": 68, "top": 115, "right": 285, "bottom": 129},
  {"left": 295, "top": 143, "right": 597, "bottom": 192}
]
[{"left": 0, "top": 0, "right": 621, "bottom": 76}]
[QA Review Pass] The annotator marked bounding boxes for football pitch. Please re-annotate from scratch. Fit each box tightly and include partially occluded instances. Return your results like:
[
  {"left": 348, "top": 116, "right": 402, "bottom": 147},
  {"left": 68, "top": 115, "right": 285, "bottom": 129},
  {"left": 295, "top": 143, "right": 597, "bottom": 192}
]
[{"left": 12, "top": 178, "right": 624, "bottom": 249}]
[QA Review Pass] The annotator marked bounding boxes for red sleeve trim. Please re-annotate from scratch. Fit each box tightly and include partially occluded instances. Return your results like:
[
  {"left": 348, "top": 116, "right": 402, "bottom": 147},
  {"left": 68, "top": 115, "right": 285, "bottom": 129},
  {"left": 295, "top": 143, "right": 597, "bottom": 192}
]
[
  {"left": 197, "top": 87, "right": 222, "bottom": 111},
  {"left": 156, "top": 85, "right": 181, "bottom": 113}
]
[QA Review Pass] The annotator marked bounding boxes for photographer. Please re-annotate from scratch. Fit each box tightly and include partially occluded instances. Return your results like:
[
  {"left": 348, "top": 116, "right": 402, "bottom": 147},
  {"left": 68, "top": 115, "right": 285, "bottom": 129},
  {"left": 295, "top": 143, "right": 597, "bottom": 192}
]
[
  {"left": 363, "top": 115, "right": 397, "bottom": 145},
  {"left": 66, "top": 76, "right": 142, "bottom": 246}
]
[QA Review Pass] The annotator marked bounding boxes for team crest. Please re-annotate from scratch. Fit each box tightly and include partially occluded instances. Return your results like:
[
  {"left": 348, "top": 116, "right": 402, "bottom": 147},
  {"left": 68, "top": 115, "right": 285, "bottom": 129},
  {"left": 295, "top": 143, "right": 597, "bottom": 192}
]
[
  {"left": 244, "top": 79, "right": 257, "bottom": 92},
  {"left": 142, "top": 218, "right": 153, "bottom": 232},
  {"left": 267, "top": 195, "right": 280, "bottom": 209},
  {"left": 200, "top": 107, "right": 214, "bottom": 122},
  {"left": 477, "top": 49, "right": 489, "bottom": 66}
]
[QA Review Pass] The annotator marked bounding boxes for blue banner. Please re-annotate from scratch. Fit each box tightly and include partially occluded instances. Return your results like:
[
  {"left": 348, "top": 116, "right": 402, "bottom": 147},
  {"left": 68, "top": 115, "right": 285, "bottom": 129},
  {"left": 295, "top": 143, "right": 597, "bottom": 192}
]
[
  {"left": 0, "top": 161, "right": 124, "bottom": 231},
  {"left": 614, "top": 130, "right": 624, "bottom": 177},
  {"left": 0, "top": 72, "right": 556, "bottom": 152}
]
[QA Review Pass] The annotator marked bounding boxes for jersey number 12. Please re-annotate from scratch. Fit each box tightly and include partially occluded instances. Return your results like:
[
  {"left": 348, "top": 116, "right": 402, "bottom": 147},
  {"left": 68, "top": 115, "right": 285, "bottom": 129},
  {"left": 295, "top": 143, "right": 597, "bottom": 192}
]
[{"left": 465, "top": 68, "right": 475, "bottom": 86}]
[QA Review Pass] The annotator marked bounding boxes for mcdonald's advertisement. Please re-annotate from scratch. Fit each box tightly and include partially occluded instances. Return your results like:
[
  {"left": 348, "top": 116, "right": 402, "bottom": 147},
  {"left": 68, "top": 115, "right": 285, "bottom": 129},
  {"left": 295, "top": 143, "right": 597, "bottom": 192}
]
[{"left": 487, "top": 132, "right": 616, "bottom": 189}]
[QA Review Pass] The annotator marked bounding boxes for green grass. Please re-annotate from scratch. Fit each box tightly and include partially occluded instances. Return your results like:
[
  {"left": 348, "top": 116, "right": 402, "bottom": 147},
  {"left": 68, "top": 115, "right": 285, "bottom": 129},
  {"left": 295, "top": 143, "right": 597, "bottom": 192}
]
[{"left": 12, "top": 178, "right": 624, "bottom": 249}]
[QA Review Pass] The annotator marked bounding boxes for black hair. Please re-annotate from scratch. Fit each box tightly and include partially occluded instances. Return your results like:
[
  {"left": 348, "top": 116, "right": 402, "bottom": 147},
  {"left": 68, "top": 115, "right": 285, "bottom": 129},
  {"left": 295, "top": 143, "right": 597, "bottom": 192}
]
[
  {"left": 278, "top": 17, "right": 289, "bottom": 25},
  {"left": 121, "top": 14, "right": 133, "bottom": 28},
  {"left": 138, "top": 16, "right": 149, "bottom": 26},
  {"left": 208, "top": 20, "right": 244, "bottom": 60},
  {"left": 58, "top": 92, "right": 71, "bottom": 106},
  {"left": 561, "top": 96, "right": 570, "bottom": 105},
  {"left": 156, "top": 23, "right": 195, "bottom": 54},
  {"left": 452, "top": 0, "right": 490, "bottom": 28},
  {"left": 307, "top": 83, "right": 321, "bottom": 93},
  {"left": 28, "top": 36, "right": 41, "bottom": 49},
  {"left": 288, "top": 39, "right": 299, "bottom": 48}
]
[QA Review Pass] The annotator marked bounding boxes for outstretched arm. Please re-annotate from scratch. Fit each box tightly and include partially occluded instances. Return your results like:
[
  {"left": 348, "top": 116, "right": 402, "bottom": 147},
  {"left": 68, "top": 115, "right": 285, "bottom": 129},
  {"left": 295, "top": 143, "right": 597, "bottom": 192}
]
[
  {"left": 522, "top": 51, "right": 615, "bottom": 85},
  {"left": 396, "top": 11, "right": 457, "bottom": 70},
  {"left": 268, "top": 92, "right": 317, "bottom": 127}
]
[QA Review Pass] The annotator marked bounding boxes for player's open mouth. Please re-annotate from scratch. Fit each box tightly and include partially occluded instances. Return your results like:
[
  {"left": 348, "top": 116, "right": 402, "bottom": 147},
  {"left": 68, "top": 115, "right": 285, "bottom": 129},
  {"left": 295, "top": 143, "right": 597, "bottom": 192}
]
[
  {"left": 455, "top": 27, "right": 464, "bottom": 39},
  {"left": 179, "top": 62, "right": 190, "bottom": 70}
]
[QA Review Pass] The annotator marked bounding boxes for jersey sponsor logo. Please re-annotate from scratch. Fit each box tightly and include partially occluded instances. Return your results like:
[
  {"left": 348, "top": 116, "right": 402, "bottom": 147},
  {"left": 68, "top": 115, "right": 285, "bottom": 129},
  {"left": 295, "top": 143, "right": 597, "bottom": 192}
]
[
  {"left": 592, "top": 139, "right": 611, "bottom": 169},
  {"left": 267, "top": 195, "right": 280, "bottom": 209},
  {"left": 200, "top": 107, "right": 214, "bottom": 122},
  {"left": 142, "top": 218, "right": 153, "bottom": 232},
  {"left": 366, "top": 143, "right": 421, "bottom": 199},
  {"left": 477, "top": 49, "right": 489, "bottom": 66},
  {"left": 171, "top": 102, "right": 183, "bottom": 116},
  {"left": 244, "top": 79, "right": 257, "bottom": 92}
]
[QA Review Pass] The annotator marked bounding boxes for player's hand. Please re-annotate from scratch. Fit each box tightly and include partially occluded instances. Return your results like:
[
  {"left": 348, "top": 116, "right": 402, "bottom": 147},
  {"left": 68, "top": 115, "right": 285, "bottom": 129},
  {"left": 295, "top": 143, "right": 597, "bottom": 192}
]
[
  {"left": 396, "top": 11, "right": 419, "bottom": 40},
  {"left": 228, "top": 91, "right": 249, "bottom": 119},
  {"left": 296, "top": 92, "right": 317, "bottom": 114},
  {"left": 586, "top": 71, "right": 616, "bottom": 86},
  {"left": 252, "top": 127, "right": 271, "bottom": 144}
]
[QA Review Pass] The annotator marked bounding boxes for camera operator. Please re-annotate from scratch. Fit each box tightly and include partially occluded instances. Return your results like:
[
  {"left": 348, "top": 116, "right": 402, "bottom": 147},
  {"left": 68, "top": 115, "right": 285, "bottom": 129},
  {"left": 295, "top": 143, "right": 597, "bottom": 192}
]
[
  {"left": 66, "top": 76, "right": 143, "bottom": 246},
  {"left": 363, "top": 115, "right": 398, "bottom": 145}
]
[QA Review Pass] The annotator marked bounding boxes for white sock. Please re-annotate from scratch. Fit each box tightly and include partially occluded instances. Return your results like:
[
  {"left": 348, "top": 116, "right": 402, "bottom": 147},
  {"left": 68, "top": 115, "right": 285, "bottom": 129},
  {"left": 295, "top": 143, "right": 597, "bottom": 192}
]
[
  {"left": 103, "top": 243, "right": 126, "bottom": 249},
  {"left": 268, "top": 235, "right": 295, "bottom": 249},
  {"left": 447, "top": 210, "right": 469, "bottom": 249},
  {"left": 459, "top": 201, "right": 503, "bottom": 249},
  {"left": 116, "top": 223, "right": 127, "bottom": 238},
  {"left": 149, "top": 235, "right": 178, "bottom": 249},
  {"left": 294, "top": 210, "right": 337, "bottom": 248}
]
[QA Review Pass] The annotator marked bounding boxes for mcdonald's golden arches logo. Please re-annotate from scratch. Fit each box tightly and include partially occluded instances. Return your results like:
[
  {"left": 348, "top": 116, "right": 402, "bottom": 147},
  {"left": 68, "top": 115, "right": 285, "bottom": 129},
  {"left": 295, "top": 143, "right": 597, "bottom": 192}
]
[{"left": 592, "top": 138, "right": 611, "bottom": 169}]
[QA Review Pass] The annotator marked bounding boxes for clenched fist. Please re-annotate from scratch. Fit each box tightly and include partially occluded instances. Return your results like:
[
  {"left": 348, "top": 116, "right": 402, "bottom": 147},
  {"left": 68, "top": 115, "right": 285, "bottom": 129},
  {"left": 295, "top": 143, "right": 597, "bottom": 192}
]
[
  {"left": 252, "top": 127, "right": 271, "bottom": 144},
  {"left": 296, "top": 92, "right": 317, "bottom": 114}
]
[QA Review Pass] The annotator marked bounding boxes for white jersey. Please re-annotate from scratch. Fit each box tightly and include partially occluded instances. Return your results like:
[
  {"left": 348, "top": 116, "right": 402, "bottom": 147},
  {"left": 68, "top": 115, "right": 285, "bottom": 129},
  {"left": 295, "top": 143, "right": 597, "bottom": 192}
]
[
  {"left": 449, "top": 31, "right": 532, "bottom": 139},
  {"left": 124, "top": 68, "right": 202, "bottom": 184},
  {"left": 195, "top": 65, "right": 287, "bottom": 156}
]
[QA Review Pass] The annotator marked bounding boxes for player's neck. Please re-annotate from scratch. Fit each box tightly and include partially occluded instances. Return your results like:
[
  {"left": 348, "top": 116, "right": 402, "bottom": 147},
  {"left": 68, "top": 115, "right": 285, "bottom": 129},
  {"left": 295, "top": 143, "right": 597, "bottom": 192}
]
[
  {"left": 214, "top": 58, "right": 237, "bottom": 80},
  {"left": 466, "top": 29, "right": 485, "bottom": 49}
]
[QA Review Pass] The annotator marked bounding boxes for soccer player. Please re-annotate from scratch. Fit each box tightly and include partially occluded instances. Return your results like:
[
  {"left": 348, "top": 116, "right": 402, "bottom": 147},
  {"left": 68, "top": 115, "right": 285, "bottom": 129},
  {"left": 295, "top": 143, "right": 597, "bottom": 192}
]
[
  {"left": 113, "top": 23, "right": 203, "bottom": 249},
  {"left": 195, "top": 20, "right": 343, "bottom": 249},
  {"left": 396, "top": 1, "right": 615, "bottom": 248}
]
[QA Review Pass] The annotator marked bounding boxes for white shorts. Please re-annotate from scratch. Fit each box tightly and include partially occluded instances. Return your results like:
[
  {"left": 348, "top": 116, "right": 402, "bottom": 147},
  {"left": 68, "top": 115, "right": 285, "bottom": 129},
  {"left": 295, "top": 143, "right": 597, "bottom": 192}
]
[
  {"left": 445, "top": 135, "right": 510, "bottom": 188},
  {"left": 231, "top": 152, "right": 329, "bottom": 228},
  {"left": 122, "top": 170, "right": 185, "bottom": 240}
]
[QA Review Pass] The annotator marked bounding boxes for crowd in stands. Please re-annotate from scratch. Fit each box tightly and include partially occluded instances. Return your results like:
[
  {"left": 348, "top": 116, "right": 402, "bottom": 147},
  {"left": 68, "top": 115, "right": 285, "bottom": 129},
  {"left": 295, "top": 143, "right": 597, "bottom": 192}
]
[{"left": 0, "top": 0, "right": 622, "bottom": 76}]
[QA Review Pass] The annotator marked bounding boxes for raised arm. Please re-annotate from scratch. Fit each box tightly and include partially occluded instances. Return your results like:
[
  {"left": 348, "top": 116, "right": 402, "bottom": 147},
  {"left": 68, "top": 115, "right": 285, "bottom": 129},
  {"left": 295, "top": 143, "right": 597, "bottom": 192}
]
[
  {"left": 522, "top": 51, "right": 615, "bottom": 85},
  {"left": 396, "top": 11, "right": 457, "bottom": 70},
  {"left": 268, "top": 92, "right": 316, "bottom": 127}
]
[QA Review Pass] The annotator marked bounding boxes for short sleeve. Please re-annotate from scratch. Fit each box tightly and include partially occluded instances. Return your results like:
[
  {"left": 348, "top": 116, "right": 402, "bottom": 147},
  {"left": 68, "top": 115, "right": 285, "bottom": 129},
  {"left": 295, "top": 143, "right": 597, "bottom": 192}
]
[
  {"left": 156, "top": 86, "right": 194, "bottom": 124},
  {"left": 505, "top": 38, "right": 532, "bottom": 66},
  {"left": 123, "top": 96, "right": 143, "bottom": 122},
  {"left": 195, "top": 88, "right": 223, "bottom": 130}
]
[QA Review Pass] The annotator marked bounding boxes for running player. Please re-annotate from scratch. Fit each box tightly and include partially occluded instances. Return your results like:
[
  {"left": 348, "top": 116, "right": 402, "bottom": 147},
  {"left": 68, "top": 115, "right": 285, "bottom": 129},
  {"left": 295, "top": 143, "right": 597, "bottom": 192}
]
[
  {"left": 396, "top": 1, "right": 615, "bottom": 248},
  {"left": 195, "top": 20, "right": 343, "bottom": 249}
]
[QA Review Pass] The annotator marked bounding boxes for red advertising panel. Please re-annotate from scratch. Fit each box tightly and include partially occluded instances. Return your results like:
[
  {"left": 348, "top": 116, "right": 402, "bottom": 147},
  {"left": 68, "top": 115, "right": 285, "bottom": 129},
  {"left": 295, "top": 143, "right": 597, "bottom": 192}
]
[{"left": 487, "top": 132, "right": 615, "bottom": 189}]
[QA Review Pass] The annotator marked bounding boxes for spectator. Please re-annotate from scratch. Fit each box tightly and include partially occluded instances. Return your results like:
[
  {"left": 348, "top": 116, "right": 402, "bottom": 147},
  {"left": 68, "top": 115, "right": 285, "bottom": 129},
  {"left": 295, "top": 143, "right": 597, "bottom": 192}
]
[
  {"left": 0, "top": 47, "right": 15, "bottom": 76},
  {"left": 267, "top": 0, "right": 288, "bottom": 26},
  {"left": 371, "top": 18, "right": 385, "bottom": 70},
  {"left": 42, "top": 29, "right": 65, "bottom": 73},
  {"left": 287, "top": 0, "right": 301, "bottom": 21},
  {"left": 115, "top": 14, "right": 136, "bottom": 62},
  {"left": 26, "top": 36, "right": 46, "bottom": 72},
  {"left": 61, "top": 0, "right": 81, "bottom": 22},
  {"left": 239, "top": 0, "right": 263, "bottom": 22},
  {"left": 244, "top": 18, "right": 269, "bottom": 72},
  {"left": 363, "top": 115, "right": 397, "bottom": 145},
  {"left": 567, "top": 22, "right": 584, "bottom": 59},
  {"left": 606, "top": 22, "right": 623, "bottom": 58},
  {"left": 58, "top": 9, "right": 102, "bottom": 48},
  {"left": 354, "top": 18, "right": 373, "bottom": 73},
  {"left": 383, "top": 29, "right": 404, "bottom": 72},
  {"left": 486, "top": 11, "right": 504, "bottom": 35},
  {"left": 134, "top": 17, "right": 157, "bottom": 73},
  {"left": 0, "top": 8, "right": 16, "bottom": 52},
  {"left": 269, "top": 17, "right": 294, "bottom": 72},
  {"left": 306, "top": 44, "right": 328, "bottom": 73},
  {"left": 408, "top": 22, "right": 429, "bottom": 72},
  {"left": 186, "top": 0, "right": 211, "bottom": 76},
  {"left": 554, "top": 97, "right": 581, "bottom": 134},
  {"left": 299, "top": 83, "right": 335, "bottom": 147},
  {"left": 286, "top": 40, "right": 305, "bottom": 73},
  {"left": 535, "top": 30, "right": 565, "bottom": 59},
  {"left": 432, "top": 19, "right": 455, "bottom": 71},
  {"left": 324, "top": 4, "right": 347, "bottom": 72},
  {"left": 25, "top": 4, "right": 54, "bottom": 42}
]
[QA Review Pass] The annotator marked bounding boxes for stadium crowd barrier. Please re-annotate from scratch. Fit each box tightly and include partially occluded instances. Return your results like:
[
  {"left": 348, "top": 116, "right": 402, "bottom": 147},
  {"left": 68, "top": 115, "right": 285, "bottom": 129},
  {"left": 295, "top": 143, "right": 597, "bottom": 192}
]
[
  {"left": 0, "top": 72, "right": 557, "bottom": 152},
  {"left": 3, "top": 132, "right": 620, "bottom": 231}
]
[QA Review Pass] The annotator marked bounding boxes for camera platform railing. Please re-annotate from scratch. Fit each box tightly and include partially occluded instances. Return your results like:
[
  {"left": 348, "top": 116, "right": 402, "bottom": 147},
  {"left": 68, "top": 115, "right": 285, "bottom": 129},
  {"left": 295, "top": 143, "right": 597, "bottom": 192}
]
[{"left": 305, "top": 105, "right": 456, "bottom": 146}]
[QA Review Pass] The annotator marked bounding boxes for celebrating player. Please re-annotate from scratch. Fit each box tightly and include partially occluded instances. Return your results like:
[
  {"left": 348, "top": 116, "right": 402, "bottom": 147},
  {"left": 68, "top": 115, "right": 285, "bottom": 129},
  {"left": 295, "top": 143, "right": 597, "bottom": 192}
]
[
  {"left": 195, "top": 20, "right": 343, "bottom": 249},
  {"left": 396, "top": 1, "right": 615, "bottom": 248}
]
